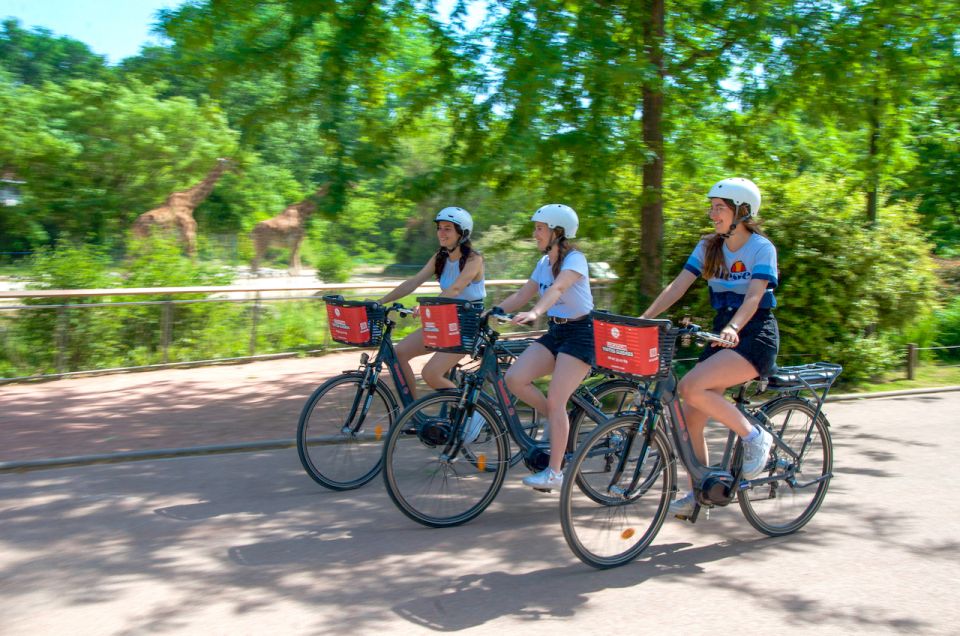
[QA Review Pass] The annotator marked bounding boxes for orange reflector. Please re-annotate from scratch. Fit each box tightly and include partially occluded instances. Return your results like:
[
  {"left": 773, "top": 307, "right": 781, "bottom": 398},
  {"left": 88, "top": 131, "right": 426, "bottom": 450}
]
[
  {"left": 621, "top": 528, "right": 636, "bottom": 540},
  {"left": 375, "top": 424, "right": 383, "bottom": 441},
  {"left": 477, "top": 454, "right": 486, "bottom": 472}
]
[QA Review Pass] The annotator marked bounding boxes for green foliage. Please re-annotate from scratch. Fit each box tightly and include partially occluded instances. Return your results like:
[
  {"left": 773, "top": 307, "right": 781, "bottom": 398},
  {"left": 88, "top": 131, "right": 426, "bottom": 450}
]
[
  {"left": 314, "top": 246, "right": 352, "bottom": 284},
  {"left": 766, "top": 175, "right": 937, "bottom": 382},
  {"left": 934, "top": 296, "right": 960, "bottom": 361},
  {"left": 0, "top": 19, "right": 111, "bottom": 85}
]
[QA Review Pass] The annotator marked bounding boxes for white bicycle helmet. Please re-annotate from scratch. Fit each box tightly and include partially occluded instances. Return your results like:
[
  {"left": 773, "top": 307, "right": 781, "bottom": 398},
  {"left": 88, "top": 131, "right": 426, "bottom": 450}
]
[
  {"left": 434, "top": 207, "right": 473, "bottom": 241},
  {"left": 531, "top": 204, "right": 578, "bottom": 239},
  {"left": 707, "top": 177, "right": 761, "bottom": 218}
]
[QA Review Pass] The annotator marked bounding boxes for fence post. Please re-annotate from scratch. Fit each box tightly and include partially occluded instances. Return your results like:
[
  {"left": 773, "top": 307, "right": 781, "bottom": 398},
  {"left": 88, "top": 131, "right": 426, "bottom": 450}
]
[
  {"left": 907, "top": 343, "right": 917, "bottom": 380},
  {"left": 249, "top": 292, "right": 261, "bottom": 357},
  {"left": 55, "top": 305, "right": 67, "bottom": 374},
  {"left": 161, "top": 301, "right": 173, "bottom": 364}
]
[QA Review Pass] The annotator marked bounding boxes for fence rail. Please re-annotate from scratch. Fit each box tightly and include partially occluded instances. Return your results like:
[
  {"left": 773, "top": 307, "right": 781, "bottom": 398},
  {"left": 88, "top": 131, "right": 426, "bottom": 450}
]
[{"left": 0, "top": 280, "right": 615, "bottom": 383}]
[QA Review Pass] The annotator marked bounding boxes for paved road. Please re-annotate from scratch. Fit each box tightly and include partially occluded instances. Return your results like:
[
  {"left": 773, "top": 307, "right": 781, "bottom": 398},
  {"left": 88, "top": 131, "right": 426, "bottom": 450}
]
[{"left": 1, "top": 393, "right": 959, "bottom": 635}]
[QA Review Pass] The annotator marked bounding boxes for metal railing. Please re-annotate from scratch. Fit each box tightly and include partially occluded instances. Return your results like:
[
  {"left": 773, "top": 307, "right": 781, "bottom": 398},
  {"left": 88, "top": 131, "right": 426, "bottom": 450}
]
[{"left": 0, "top": 280, "right": 616, "bottom": 383}]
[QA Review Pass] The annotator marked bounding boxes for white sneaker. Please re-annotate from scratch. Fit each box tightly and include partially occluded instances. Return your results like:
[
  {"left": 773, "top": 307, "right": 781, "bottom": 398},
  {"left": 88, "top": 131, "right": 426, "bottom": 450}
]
[
  {"left": 741, "top": 426, "right": 774, "bottom": 479},
  {"left": 669, "top": 491, "right": 696, "bottom": 519},
  {"left": 522, "top": 467, "right": 563, "bottom": 490},
  {"left": 463, "top": 412, "right": 485, "bottom": 444}
]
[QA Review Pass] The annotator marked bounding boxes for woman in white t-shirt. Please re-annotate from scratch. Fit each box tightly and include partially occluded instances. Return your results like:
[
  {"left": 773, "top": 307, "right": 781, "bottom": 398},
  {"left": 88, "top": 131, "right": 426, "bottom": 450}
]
[
  {"left": 377, "top": 207, "right": 485, "bottom": 399},
  {"left": 493, "top": 204, "right": 594, "bottom": 490}
]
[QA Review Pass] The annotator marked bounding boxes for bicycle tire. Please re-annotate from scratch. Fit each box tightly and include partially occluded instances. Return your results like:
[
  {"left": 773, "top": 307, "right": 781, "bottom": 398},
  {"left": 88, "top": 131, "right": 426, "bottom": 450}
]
[
  {"left": 561, "top": 413, "right": 674, "bottom": 569},
  {"left": 382, "top": 390, "right": 509, "bottom": 528},
  {"left": 569, "top": 378, "right": 641, "bottom": 450},
  {"left": 296, "top": 372, "right": 398, "bottom": 491},
  {"left": 738, "top": 397, "right": 833, "bottom": 536}
]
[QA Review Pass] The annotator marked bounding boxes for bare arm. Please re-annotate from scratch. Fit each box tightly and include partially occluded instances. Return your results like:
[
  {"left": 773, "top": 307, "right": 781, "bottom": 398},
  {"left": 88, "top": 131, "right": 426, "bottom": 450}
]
[
  {"left": 377, "top": 258, "right": 435, "bottom": 304},
  {"left": 512, "top": 269, "right": 582, "bottom": 324},
  {"left": 494, "top": 278, "right": 539, "bottom": 314},
  {"left": 640, "top": 270, "right": 697, "bottom": 319},
  {"left": 714, "top": 278, "right": 768, "bottom": 347}
]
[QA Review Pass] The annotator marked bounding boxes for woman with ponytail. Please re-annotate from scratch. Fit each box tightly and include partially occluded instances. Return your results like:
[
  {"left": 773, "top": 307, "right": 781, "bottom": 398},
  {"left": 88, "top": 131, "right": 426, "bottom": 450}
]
[
  {"left": 377, "top": 207, "right": 485, "bottom": 398},
  {"left": 641, "top": 177, "right": 780, "bottom": 520},
  {"left": 493, "top": 204, "right": 595, "bottom": 490}
]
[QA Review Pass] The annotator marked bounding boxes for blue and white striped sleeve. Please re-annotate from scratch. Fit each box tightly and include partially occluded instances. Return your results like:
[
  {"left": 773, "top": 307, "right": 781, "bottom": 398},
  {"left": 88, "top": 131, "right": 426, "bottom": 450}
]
[
  {"left": 753, "top": 242, "right": 779, "bottom": 289},
  {"left": 683, "top": 241, "right": 706, "bottom": 278}
]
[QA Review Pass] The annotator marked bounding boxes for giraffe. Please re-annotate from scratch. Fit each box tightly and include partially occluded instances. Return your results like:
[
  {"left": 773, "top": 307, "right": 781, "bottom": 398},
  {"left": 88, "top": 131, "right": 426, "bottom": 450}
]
[
  {"left": 130, "top": 158, "right": 232, "bottom": 256},
  {"left": 250, "top": 184, "right": 330, "bottom": 275}
]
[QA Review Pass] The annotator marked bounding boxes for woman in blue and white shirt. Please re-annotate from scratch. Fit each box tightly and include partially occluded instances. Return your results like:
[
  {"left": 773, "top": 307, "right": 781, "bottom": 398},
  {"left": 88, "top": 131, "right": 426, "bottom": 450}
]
[
  {"left": 641, "top": 178, "right": 780, "bottom": 519},
  {"left": 378, "top": 207, "right": 485, "bottom": 398},
  {"left": 494, "top": 204, "right": 594, "bottom": 490}
]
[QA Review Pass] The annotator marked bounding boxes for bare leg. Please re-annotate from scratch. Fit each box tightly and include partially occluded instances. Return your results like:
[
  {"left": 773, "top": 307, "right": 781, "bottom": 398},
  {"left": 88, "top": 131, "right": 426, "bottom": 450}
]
[
  {"left": 393, "top": 329, "right": 430, "bottom": 400},
  {"left": 677, "top": 349, "right": 759, "bottom": 477},
  {"left": 544, "top": 353, "right": 591, "bottom": 472},
  {"left": 504, "top": 343, "right": 556, "bottom": 415},
  {"left": 421, "top": 351, "right": 465, "bottom": 390}
]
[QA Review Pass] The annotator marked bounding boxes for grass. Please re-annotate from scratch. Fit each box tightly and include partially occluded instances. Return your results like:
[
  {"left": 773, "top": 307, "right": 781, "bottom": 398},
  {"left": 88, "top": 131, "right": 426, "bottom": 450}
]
[{"left": 838, "top": 362, "right": 960, "bottom": 394}]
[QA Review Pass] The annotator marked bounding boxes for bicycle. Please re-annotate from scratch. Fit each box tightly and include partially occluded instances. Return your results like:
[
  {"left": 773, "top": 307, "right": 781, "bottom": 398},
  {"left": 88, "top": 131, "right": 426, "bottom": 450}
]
[
  {"left": 380, "top": 301, "right": 642, "bottom": 528},
  {"left": 297, "top": 295, "right": 535, "bottom": 491},
  {"left": 560, "top": 311, "right": 842, "bottom": 569}
]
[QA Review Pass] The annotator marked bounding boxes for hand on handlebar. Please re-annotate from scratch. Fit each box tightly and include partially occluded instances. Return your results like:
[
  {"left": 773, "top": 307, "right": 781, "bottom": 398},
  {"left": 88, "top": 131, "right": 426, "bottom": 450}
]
[
  {"left": 510, "top": 310, "right": 538, "bottom": 325},
  {"left": 713, "top": 325, "right": 739, "bottom": 348},
  {"left": 485, "top": 306, "right": 515, "bottom": 323}
]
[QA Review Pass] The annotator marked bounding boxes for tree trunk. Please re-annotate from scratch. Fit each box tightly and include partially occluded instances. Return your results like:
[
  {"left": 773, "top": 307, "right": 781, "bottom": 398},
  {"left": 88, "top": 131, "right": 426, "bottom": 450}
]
[
  {"left": 866, "top": 96, "right": 880, "bottom": 225},
  {"left": 640, "top": 0, "right": 666, "bottom": 302}
]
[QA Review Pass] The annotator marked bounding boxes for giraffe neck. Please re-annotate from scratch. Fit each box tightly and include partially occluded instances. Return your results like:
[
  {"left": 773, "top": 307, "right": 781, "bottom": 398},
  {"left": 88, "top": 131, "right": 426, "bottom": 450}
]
[{"left": 185, "top": 162, "right": 229, "bottom": 207}]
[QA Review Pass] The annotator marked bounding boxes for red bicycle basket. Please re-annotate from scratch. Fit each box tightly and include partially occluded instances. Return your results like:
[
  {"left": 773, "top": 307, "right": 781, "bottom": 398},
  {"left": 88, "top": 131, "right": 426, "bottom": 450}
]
[
  {"left": 418, "top": 297, "right": 483, "bottom": 354},
  {"left": 591, "top": 311, "right": 675, "bottom": 381},
  {"left": 323, "top": 295, "right": 385, "bottom": 347}
]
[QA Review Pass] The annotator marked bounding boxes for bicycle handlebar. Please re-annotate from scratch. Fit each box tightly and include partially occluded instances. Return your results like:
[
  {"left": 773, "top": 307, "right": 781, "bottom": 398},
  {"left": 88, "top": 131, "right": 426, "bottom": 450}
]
[
  {"left": 388, "top": 303, "right": 415, "bottom": 318},
  {"left": 676, "top": 322, "right": 733, "bottom": 346}
]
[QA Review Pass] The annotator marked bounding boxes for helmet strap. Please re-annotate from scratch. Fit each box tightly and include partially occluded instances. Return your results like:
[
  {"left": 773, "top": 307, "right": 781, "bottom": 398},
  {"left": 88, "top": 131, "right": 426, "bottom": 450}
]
[
  {"left": 718, "top": 205, "right": 748, "bottom": 239},
  {"left": 543, "top": 231, "right": 565, "bottom": 256}
]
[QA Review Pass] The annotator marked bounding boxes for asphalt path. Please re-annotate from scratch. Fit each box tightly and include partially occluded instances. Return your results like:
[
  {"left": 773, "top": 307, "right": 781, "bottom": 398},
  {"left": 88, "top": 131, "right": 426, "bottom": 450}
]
[{"left": 1, "top": 392, "right": 959, "bottom": 635}]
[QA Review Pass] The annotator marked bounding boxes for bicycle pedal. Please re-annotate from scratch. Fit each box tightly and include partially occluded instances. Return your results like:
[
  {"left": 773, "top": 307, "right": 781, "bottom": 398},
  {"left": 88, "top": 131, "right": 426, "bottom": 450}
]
[{"left": 533, "top": 487, "right": 553, "bottom": 493}]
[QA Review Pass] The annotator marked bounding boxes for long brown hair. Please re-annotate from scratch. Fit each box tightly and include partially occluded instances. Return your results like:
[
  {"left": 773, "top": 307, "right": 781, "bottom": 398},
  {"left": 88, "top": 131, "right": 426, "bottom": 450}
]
[
  {"left": 433, "top": 232, "right": 475, "bottom": 281},
  {"left": 702, "top": 199, "right": 765, "bottom": 280},
  {"left": 551, "top": 229, "right": 579, "bottom": 278}
]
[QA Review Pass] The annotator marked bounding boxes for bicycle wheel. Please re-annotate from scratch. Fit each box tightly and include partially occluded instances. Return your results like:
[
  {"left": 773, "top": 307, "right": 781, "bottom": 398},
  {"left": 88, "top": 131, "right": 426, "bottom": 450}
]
[
  {"left": 738, "top": 397, "right": 833, "bottom": 536},
  {"left": 561, "top": 413, "right": 674, "bottom": 569},
  {"left": 297, "top": 372, "right": 397, "bottom": 491},
  {"left": 382, "top": 391, "right": 509, "bottom": 528},
  {"left": 569, "top": 378, "right": 640, "bottom": 449}
]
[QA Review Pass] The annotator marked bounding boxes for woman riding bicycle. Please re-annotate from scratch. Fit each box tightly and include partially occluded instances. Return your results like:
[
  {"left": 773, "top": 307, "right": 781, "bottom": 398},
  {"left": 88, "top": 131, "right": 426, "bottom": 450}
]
[
  {"left": 377, "top": 207, "right": 485, "bottom": 398},
  {"left": 640, "top": 177, "right": 779, "bottom": 518},
  {"left": 493, "top": 204, "right": 594, "bottom": 490}
]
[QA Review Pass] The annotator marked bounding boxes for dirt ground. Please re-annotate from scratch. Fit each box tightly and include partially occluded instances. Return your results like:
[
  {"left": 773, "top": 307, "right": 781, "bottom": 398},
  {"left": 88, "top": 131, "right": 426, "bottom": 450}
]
[{"left": 0, "top": 351, "right": 438, "bottom": 463}]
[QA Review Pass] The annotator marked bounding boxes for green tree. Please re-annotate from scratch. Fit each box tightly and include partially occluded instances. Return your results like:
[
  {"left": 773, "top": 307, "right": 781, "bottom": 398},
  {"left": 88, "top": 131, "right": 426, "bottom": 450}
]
[{"left": 0, "top": 18, "right": 111, "bottom": 85}]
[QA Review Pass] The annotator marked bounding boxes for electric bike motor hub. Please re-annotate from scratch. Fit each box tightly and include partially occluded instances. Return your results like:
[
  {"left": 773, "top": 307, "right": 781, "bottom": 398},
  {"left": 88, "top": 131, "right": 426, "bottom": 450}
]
[
  {"left": 523, "top": 445, "right": 552, "bottom": 473},
  {"left": 417, "top": 417, "right": 452, "bottom": 447},
  {"left": 697, "top": 470, "right": 736, "bottom": 506}
]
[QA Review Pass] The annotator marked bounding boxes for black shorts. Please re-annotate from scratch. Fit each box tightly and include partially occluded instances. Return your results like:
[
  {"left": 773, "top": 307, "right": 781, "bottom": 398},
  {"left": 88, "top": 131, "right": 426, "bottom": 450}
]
[
  {"left": 699, "top": 308, "right": 779, "bottom": 378},
  {"left": 535, "top": 317, "right": 595, "bottom": 366}
]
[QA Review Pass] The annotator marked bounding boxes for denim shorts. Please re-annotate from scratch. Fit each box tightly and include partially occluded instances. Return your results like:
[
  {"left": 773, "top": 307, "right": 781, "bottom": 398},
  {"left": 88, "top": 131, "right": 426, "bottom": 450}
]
[
  {"left": 699, "top": 308, "right": 779, "bottom": 378},
  {"left": 535, "top": 317, "right": 595, "bottom": 366}
]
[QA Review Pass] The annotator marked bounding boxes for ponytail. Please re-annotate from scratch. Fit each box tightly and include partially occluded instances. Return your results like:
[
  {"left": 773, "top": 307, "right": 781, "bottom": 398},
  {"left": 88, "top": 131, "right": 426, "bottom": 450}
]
[{"left": 551, "top": 231, "right": 578, "bottom": 278}]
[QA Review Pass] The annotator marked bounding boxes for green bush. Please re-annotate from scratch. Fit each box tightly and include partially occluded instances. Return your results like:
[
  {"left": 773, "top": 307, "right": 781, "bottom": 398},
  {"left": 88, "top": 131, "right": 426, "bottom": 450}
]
[
  {"left": 934, "top": 296, "right": 960, "bottom": 361},
  {"left": 314, "top": 244, "right": 352, "bottom": 283},
  {"left": 766, "top": 176, "right": 938, "bottom": 383}
]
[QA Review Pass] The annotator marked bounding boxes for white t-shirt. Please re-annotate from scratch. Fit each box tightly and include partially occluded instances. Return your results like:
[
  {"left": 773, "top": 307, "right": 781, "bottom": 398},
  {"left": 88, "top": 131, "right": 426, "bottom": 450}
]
[
  {"left": 531, "top": 250, "right": 594, "bottom": 318},
  {"left": 684, "top": 232, "right": 778, "bottom": 310}
]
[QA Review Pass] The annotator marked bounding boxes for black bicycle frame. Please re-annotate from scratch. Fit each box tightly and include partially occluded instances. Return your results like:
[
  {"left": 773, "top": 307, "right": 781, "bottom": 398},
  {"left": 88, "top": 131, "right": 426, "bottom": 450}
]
[{"left": 458, "top": 327, "right": 626, "bottom": 461}]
